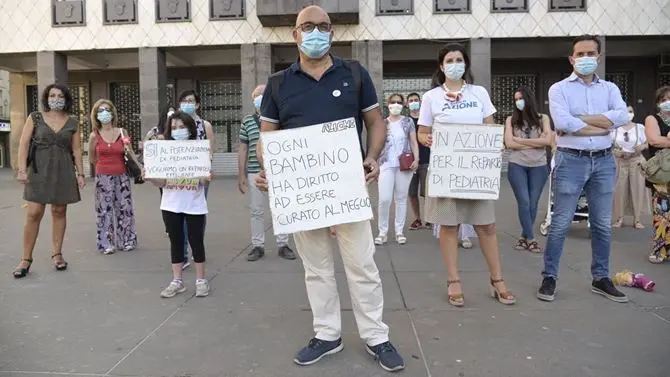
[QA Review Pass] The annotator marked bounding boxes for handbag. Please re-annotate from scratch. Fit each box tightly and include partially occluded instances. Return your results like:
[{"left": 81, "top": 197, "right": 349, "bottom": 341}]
[
  {"left": 398, "top": 118, "right": 415, "bottom": 171},
  {"left": 119, "top": 128, "right": 144, "bottom": 184},
  {"left": 26, "top": 112, "right": 39, "bottom": 173},
  {"left": 640, "top": 148, "right": 670, "bottom": 185}
]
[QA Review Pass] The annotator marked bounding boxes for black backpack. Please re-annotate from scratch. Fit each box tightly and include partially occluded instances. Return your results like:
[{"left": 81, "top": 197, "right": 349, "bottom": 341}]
[{"left": 268, "top": 59, "right": 363, "bottom": 112}]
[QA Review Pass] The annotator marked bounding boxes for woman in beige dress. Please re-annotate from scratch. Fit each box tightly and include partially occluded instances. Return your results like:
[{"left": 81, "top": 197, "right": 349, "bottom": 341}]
[
  {"left": 417, "top": 43, "right": 515, "bottom": 307},
  {"left": 612, "top": 105, "right": 649, "bottom": 229}
]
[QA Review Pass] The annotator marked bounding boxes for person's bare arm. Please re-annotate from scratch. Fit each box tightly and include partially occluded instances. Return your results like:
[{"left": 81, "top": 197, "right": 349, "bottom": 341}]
[
  {"left": 362, "top": 107, "right": 386, "bottom": 161},
  {"left": 204, "top": 121, "right": 215, "bottom": 160},
  {"left": 409, "top": 130, "right": 419, "bottom": 160},
  {"left": 17, "top": 115, "right": 34, "bottom": 172},
  {"left": 71, "top": 128, "right": 85, "bottom": 174},
  {"left": 256, "top": 120, "right": 280, "bottom": 167},
  {"left": 646, "top": 115, "right": 670, "bottom": 148},
  {"left": 88, "top": 132, "right": 97, "bottom": 166},
  {"left": 504, "top": 116, "right": 531, "bottom": 150},
  {"left": 514, "top": 115, "right": 554, "bottom": 147},
  {"left": 238, "top": 143, "right": 248, "bottom": 177}
]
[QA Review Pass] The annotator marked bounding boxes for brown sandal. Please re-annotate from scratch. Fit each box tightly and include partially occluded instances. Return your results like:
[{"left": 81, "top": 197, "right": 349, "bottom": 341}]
[
  {"left": 514, "top": 238, "right": 528, "bottom": 250},
  {"left": 489, "top": 278, "right": 516, "bottom": 305},
  {"left": 526, "top": 240, "right": 542, "bottom": 253},
  {"left": 446, "top": 280, "right": 464, "bottom": 307}
]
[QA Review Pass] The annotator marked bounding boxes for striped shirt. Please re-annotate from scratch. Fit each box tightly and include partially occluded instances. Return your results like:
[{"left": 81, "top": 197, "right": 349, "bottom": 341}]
[{"left": 239, "top": 114, "right": 262, "bottom": 174}]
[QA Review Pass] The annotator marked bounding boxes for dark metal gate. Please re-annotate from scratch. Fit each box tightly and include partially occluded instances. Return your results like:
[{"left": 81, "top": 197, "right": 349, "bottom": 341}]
[
  {"left": 606, "top": 72, "right": 630, "bottom": 104},
  {"left": 491, "top": 74, "right": 538, "bottom": 125},
  {"left": 660, "top": 73, "right": 670, "bottom": 87},
  {"left": 197, "top": 80, "right": 242, "bottom": 153},
  {"left": 110, "top": 82, "right": 141, "bottom": 150}
]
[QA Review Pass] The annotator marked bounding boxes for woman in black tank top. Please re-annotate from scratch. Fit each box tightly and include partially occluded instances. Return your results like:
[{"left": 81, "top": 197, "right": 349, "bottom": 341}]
[{"left": 644, "top": 86, "right": 670, "bottom": 263}]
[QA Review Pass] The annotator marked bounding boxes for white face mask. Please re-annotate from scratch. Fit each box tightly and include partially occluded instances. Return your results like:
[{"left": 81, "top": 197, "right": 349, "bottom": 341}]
[
  {"left": 172, "top": 128, "right": 189, "bottom": 140},
  {"left": 388, "top": 103, "right": 403, "bottom": 116},
  {"left": 515, "top": 99, "right": 525, "bottom": 111},
  {"left": 628, "top": 112, "right": 635, "bottom": 122}
]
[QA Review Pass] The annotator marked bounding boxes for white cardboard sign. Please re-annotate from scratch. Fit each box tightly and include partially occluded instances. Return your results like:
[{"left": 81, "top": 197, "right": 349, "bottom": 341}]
[
  {"left": 427, "top": 123, "right": 504, "bottom": 200},
  {"left": 261, "top": 117, "right": 373, "bottom": 234},
  {"left": 143, "top": 140, "right": 211, "bottom": 179}
]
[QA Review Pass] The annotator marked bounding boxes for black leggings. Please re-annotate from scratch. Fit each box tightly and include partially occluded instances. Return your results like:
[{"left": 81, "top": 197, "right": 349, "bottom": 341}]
[{"left": 162, "top": 211, "right": 206, "bottom": 264}]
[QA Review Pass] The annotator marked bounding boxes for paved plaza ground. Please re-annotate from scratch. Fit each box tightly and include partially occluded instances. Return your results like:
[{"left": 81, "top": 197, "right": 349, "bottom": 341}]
[{"left": 0, "top": 170, "right": 668, "bottom": 377}]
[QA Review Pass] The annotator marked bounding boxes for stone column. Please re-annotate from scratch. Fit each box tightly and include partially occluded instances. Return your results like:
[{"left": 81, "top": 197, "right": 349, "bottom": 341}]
[
  {"left": 351, "top": 40, "right": 384, "bottom": 106},
  {"left": 596, "top": 36, "right": 606, "bottom": 79},
  {"left": 138, "top": 47, "right": 167, "bottom": 138},
  {"left": 469, "top": 38, "right": 491, "bottom": 94},
  {"left": 37, "top": 51, "right": 68, "bottom": 100},
  {"left": 240, "top": 43, "right": 272, "bottom": 117}
]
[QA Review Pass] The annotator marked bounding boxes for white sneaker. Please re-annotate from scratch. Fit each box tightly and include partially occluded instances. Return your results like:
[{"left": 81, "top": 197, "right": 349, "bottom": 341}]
[
  {"left": 460, "top": 237, "right": 473, "bottom": 249},
  {"left": 160, "top": 280, "right": 186, "bottom": 298},
  {"left": 103, "top": 248, "right": 115, "bottom": 255},
  {"left": 396, "top": 234, "right": 407, "bottom": 245},
  {"left": 195, "top": 279, "right": 210, "bottom": 297},
  {"left": 374, "top": 233, "right": 387, "bottom": 245}
]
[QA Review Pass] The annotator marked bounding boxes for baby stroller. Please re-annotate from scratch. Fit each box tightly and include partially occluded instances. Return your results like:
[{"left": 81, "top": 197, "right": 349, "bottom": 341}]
[{"left": 539, "top": 155, "right": 591, "bottom": 237}]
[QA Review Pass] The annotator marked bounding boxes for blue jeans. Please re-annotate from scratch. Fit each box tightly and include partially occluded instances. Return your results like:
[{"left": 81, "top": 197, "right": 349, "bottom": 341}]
[
  {"left": 507, "top": 163, "right": 549, "bottom": 240},
  {"left": 184, "top": 183, "right": 210, "bottom": 259},
  {"left": 543, "top": 150, "right": 616, "bottom": 280}
]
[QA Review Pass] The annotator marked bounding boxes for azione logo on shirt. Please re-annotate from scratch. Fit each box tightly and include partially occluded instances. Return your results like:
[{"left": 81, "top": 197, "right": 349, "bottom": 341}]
[
  {"left": 165, "top": 178, "right": 199, "bottom": 191},
  {"left": 442, "top": 100, "right": 479, "bottom": 111},
  {"left": 321, "top": 118, "right": 356, "bottom": 134}
]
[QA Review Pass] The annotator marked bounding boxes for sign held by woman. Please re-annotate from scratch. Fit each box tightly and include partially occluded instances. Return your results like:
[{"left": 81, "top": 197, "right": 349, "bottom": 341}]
[
  {"left": 260, "top": 117, "right": 373, "bottom": 234},
  {"left": 143, "top": 140, "right": 211, "bottom": 179},
  {"left": 427, "top": 122, "right": 504, "bottom": 200}
]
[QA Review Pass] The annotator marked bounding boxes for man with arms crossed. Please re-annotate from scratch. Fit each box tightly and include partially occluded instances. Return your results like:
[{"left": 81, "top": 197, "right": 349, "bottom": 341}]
[
  {"left": 538, "top": 35, "right": 629, "bottom": 303},
  {"left": 254, "top": 5, "right": 404, "bottom": 373},
  {"left": 237, "top": 85, "right": 295, "bottom": 262}
]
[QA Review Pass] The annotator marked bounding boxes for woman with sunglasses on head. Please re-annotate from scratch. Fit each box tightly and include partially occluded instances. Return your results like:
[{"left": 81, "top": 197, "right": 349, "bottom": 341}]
[
  {"left": 504, "top": 87, "right": 552, "bottom": 253},
  {"left": 88, "top": 99, "right": 138, "bottom": 254},
  {"left": 612, "top": 104, "right": 648, "bottom": 229},
  {"left": 14, "top": 83, "right": 86, "bottom": 278},
  {"left": 644, "top": 86, "right": 670, "bottom": 263},
  {"left": 375, "top": 93, "right": 419, "bottom": 245},
  {"left": 146, "top": 110, "right": 211, "bottom": 298},
  {"left": 417, "top": 43, "right": 515, "bottom": 307}
]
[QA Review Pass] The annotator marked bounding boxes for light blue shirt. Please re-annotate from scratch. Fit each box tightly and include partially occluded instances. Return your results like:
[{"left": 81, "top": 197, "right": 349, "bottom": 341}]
[{"left": 548, "top": 73, "right": 628, "bottom": 151}]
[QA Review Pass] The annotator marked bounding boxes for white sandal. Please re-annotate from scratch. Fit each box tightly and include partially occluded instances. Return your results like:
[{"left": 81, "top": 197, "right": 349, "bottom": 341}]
[
  {"left": 396, "top": 234, "right": 407, "bottom": 245},
  {"left": 374, "top": 233, "right": 387, "bottom": 245}
]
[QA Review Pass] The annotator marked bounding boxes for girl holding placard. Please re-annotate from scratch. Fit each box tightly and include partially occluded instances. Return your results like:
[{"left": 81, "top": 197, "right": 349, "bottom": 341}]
[
  {"left": 145, "top": 111, "right": 212, "bottom": 299},
  {"left": 417, "top": 43, "right": 515, "bottom": 307}
]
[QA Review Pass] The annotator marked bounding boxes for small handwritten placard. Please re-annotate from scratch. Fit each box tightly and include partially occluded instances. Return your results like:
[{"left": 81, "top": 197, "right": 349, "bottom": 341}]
[
  {"left": 143, "top": 140, "right": 211, "bottom": 179},
  {"left": 427, "top": 123, "right": 504, "bottom": 200},
  {"left": 261, "top": 117, "right": 373, "bottom": 234}
]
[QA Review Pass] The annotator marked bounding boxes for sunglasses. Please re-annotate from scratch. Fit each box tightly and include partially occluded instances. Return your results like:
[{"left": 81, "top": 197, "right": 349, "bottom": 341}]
[
  {"left": 97, "top": 107, "right": 111, "bottom": 113},
  {"left": 623, "top": 132, "right": 629, "bottom": 142},
  {"left": 296, "top": 22, "right": 332, "bottom": 33}
]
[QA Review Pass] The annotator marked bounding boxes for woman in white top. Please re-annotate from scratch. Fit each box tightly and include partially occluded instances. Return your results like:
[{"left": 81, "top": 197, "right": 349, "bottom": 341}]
[
  {"left": 612, "top": 105, "right": 649, "bottom": 229},
  {"left": 417, "top": 43, "right": 515, "bottom": 307},
  {"left": 375, "top": 93, "right": 419, "bottom": 245},
  {"left": 146, "top": 111, "right": 212, "bottom": 299}
]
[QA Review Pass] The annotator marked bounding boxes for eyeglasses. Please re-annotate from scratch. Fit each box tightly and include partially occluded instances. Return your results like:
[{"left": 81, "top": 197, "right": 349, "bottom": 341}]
[
  {"left": 296, "top": 22, "right": 332, "bottom": 33},
  {"left": 97, "top": 107, "right": 111, "bottom": 113}
]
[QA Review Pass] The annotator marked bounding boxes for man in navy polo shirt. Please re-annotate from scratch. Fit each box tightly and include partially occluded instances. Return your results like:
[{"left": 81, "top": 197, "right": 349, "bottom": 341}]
[{"left": 254, "top": 5, "right": 405, "bottom": 373}]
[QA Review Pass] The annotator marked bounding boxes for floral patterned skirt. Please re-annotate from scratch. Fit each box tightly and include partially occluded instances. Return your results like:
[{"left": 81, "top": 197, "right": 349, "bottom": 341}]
[{"left": 650, "top": 186, "right": 670, "bottom": 263}]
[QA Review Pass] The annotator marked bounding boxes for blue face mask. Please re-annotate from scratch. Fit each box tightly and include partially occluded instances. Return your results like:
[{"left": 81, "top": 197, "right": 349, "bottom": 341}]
[
  {"left": 172, "top": 128, "right": 190, "bottom": 141},
  {"left": 97, "top": 110, "right": 113, "bottom": 124},
  {"left": 253, "top": 95, "right": 263, "bottom": 110},
  {"left": 574, "top": 56, "right": 598, "bottom": 76},
  {"left": 443, "top": 63, "right": 465, "bottom": 81},
  {"left": 408, "top": 102, "right": 420, "bottom": 111},
  {"left": 299, "top": 30, "right": 331, "bottom": 59},
  {"left": 515, "top": 99, "right": 525, "bottom": 111},
  {"left": 660, "top": 101, "right": 670, "bottom": 113},
  {"left": 180, "top": 103, "right": 197, "bottom": 115}
]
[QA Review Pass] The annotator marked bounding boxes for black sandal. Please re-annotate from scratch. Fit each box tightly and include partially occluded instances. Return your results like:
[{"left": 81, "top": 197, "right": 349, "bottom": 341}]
[
  {"left": 13, "top": 259, "right": 33, "bottom": 279},
  {"left": 527, "top": 240, "right": 542, "bottom": 254},
  {"left": 514, "top": 238, "right": 528, "bottom": 250},
  {"left": 51, "top": 253, "right": 68, "bottom": 271}
]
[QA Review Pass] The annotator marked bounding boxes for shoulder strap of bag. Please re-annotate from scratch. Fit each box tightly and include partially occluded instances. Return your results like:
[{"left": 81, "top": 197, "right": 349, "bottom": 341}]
[
  {"left": 269, "top": 69, "right": 287, "bottom": 112},
  {"left": 252, "top": 113, "right": 261, "bottom": 129}
]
